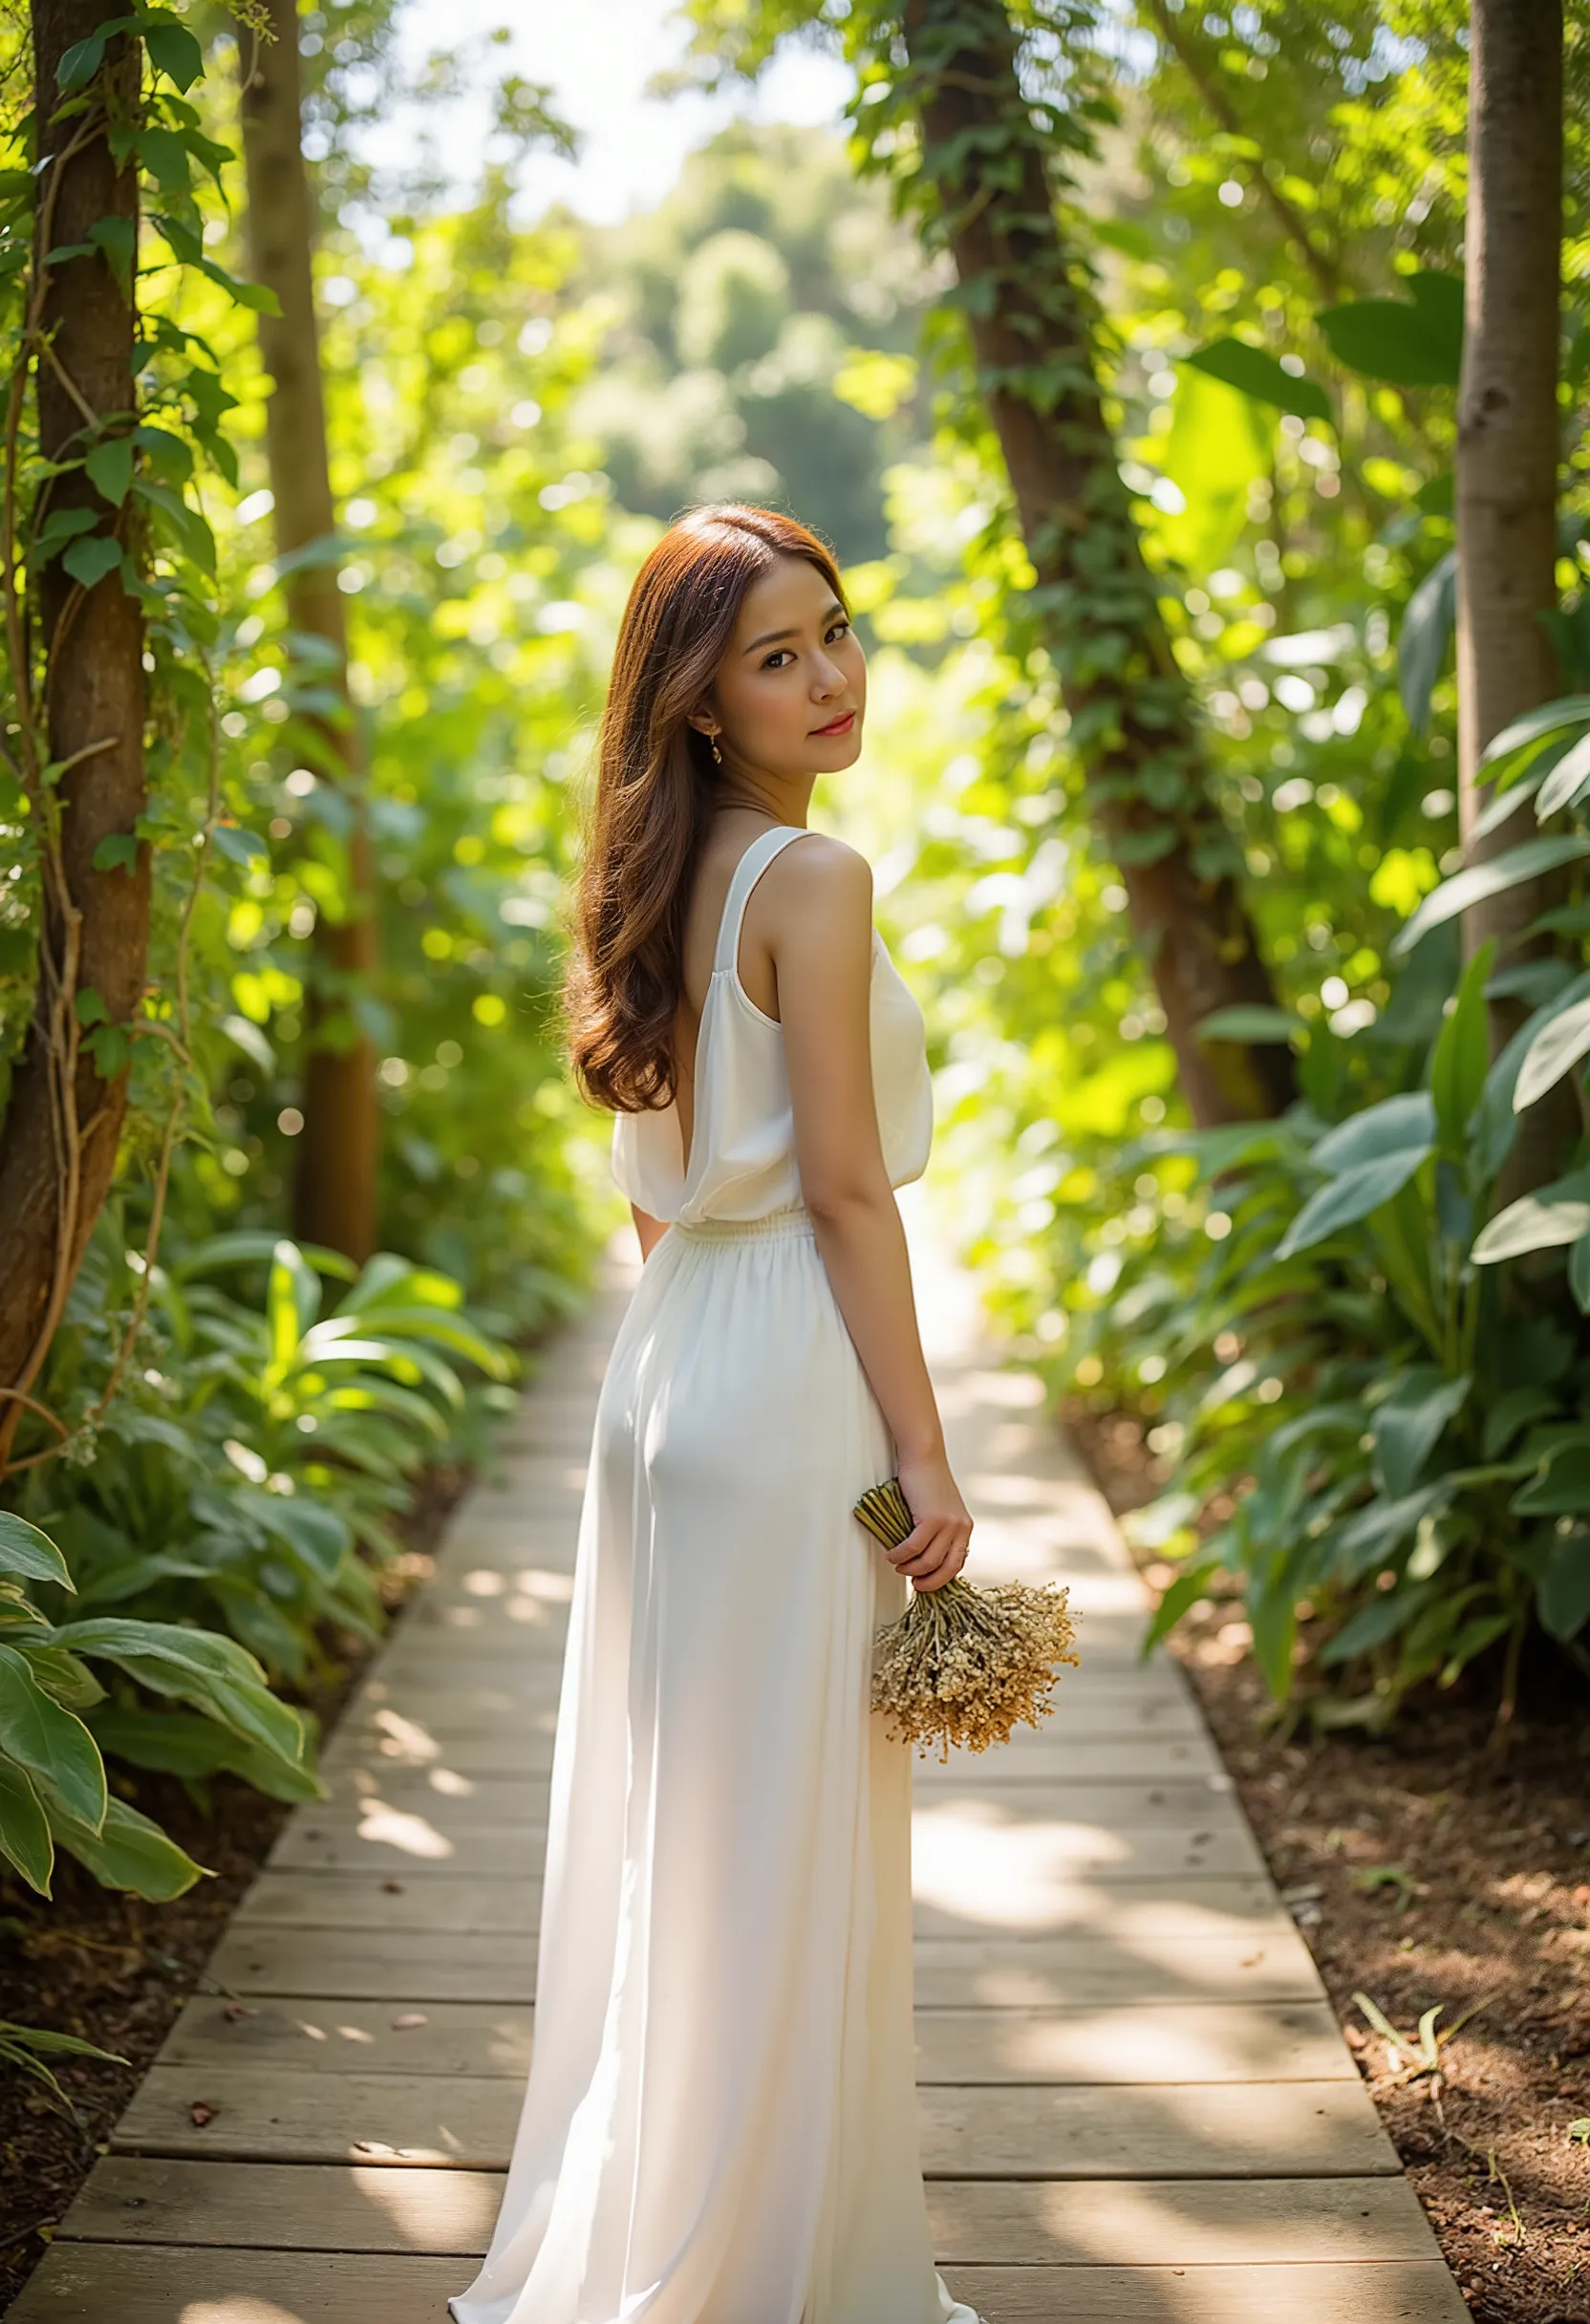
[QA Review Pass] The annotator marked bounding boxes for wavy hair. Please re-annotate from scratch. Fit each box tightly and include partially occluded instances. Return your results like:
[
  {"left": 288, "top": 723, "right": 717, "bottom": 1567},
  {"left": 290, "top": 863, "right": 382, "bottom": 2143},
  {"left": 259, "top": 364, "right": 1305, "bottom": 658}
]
[{"left": 564, "top": 504, "right": 846, "bottom": 1114}]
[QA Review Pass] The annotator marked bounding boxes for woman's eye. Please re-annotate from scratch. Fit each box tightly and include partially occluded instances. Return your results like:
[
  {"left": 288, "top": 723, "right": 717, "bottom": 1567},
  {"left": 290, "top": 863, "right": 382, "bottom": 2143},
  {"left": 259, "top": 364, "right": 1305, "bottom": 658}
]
[
  {"left": 827, "top": 620, "right": 850, "bottom": 642},
  {"left": 763, "top": 649, "right": 793, "bottom": 669}
]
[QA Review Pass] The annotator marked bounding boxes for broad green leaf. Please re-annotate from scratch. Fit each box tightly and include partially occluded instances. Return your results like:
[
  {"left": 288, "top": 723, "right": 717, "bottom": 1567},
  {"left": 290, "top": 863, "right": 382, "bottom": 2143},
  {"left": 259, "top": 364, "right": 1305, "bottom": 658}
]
[
  {"left": 343, "top": 1252, "right": 456, "bottom": 1312},
  {"left": 1478, "top": 695, "right": 1590, "bottom": 769},
  {"left": 239, "top": 1490, "right": 351, "bottom": 1582},
  {"left": 60, "top": 535, "right": 122, "bottom": 591},
  {"left": 1310, "top": 1091, "right": 1436, "bottom": 1177},
  {"left": 1482, "top": 1385, "right": 1561, "bottom": 1460},
  {"left": 1181, "top": 338, "right": 1332, "bottom": 424},
  {"left": 55, "top": 31, "right": 105, "bottom": 90},
  {"left": 1538, "top": 1537, "right": 1590, "bottom": 1642},
  {"left": 220, "top": 1014, "right": 275, "bottom": 1073},
  {"left": 43, "top": 1791, "right": 202, "bottom": 1901},
  {"left": 176, "top": 1230, "right": 356, "bottom": 1282},
  {"left": 0, "top": 1756, "right": 52, "bottom": 1894},
  {"left": 87, "top": 1707, "right": 325, "bottom": 1804},
  {"left": 1156, "top": 365, "right": 1272, "bottom": 570},
  {"left": 1398, "top": 549, "right": 1455, "bottom": 736},
  {"left": 1316, "top": 272, "right": 1463, "bottom": 387},
  {"left": 1472, "top": 1194, "right": 1590, "bottom": 1265},
  {"left": 0, "top": 1645, "right": 105, "bottom": 1831},
  {"left": 269, "top": 1238, "right": 322, "bottom": 1364},
  {"left": 1319, "top": 1581, "right": 1433, "bottom": 1666},
  {"left": 1371, "top": 1368, "right": 1471, "bottom": 1499},
  {"left": 1429, "top": 939, "right": 1493, "bottom": 1149},
  {"left": 1471, "top": 752, "right": 1553, "bottom": 843},
  {"left": 0, "top": 1512, "right": 73, "bottom": 1592},
  {"left": 1248, "top": 1582, "right": 1297, "bottom": 1703},
  {"left": 142, "top": 16, "right": 204, "bottom": 91},
  {"left": 1514, "top": 1445, "right": 1590, "bottom": 1517},
  {"left": 84, "top": 435, "right": 135, "bottom": 506},
  {"left": 46, "top": 1619, "right": 305, "bottom": 1765},
  {"left": 1536, "top": 727, "right": 1590, "bottom": 820},
  {"left": 1391, "top": 835, "right": 1590, "bottom": 958},
  {"left": 211, "top": 822, "right": 267, "bottom": 866},
  {"left": 1141, "top": 1562, "right": 1221, "bottom": 1654},
  {"left": 1514, "top": 994, "right": 1590, "bottom": 1112},
  {"left": 1193, "top": 1005, "right": 1300, "bottom": 1045},
  {"left": 1472, "top": 970, "right": 1590, "bottom": 1182},
  {"left": 1327, "top": 1485, "right": 1452, "bottom": 1582},
  {"left": 1278, "top": 1145, "right": 1431, "bottom": 1262},
  {"left": 93, "top": 832, "right": 139, "bottom": 874}
]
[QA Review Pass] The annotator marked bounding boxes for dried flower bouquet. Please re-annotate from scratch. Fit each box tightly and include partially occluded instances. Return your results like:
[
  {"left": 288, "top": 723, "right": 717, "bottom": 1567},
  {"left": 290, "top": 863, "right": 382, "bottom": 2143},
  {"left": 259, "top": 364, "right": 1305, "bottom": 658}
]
[{"left": 853, "top": 1477, "right": 1080, "bottom": 1762}]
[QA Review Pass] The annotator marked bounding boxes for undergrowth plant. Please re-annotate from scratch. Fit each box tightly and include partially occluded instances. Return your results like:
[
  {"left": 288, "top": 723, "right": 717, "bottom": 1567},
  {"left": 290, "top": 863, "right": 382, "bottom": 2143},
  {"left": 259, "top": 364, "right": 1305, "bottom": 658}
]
[{"left": 1137, "top": 695, "right": 1590, "bottom": 1726}]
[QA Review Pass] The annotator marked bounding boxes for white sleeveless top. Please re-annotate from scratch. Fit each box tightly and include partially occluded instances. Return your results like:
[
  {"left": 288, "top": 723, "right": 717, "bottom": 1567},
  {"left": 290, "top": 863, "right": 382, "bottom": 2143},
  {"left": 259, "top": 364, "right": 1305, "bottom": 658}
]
[{"left": 611, "top": 825, "right": 934, "bottom": 1226}]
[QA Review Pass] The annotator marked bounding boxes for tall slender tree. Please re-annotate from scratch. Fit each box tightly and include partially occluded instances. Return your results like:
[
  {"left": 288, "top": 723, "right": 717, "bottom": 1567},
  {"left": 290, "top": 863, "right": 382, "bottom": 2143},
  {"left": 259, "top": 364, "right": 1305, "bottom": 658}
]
[
  {"left": 0, "top": 4, "right": 148, "bottom": 1449},
  {"left": 237, "top": 0, "right": 378, "bottom": 1261},
  {"left": 1456, "top": 0, "right": 1568, "bottom": 1185}
]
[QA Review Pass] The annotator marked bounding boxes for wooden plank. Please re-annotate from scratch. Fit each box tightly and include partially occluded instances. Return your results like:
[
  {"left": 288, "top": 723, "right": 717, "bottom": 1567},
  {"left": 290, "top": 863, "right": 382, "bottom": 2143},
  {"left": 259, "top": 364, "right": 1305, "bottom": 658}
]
[
  {"left": 911, "top": 1929, "right": 1323, "bottom": 2009},
  {"left": 912, "top": 1877, "right": 1281, "bottom": 1941},
  {"left": 205, "top": 1926, "right": 1324, "bottom": 2011},
  {"left": 159, "top": 1996, "right": 534, "bottom": 2078},
  {"left": 269, "top": 1814, "right": 550, "bottom": 1875},
  {"left": 8, "top": 2243, "right": 465, "bottom": 2322},
  {"left": 113, "top": 2067, "right": 515, "bottom": 2166},
  {"left": 58, "top": 2160, "right": 1441, "bottom": 2267},
  {"left": 205, "top": 1926, "right": 535, "bottom": 2003},
  {"left": 268, "top": 1813, "right": 1260, "bottom": 1883},
  {"left": 234, "top": 1873, "right": 540, "bottom": 1933},
  {"left": 928, "top": 2175, "right": 1447, "bottom": 2266},
  {"left": 233, "top": 1868, "right": 1283, "bottom": 1938},
  {"left": 311, "top": 1768, "right": 1238, "bottom": 1829},
  {"left": 110, "top": 2071, "right": 1394, "bottom": 2178},
  {"left": 932, "top": 2266, "right": 1470, "bottom": 2323},
  {"left": 913, "top": 1735, "right": 1222, "bottom": 1782},
  {"left": 10, "top": 2245, "right": 1469, "bottom": 2324},
  {"left": 153, "top": 1994, "right": 1347, "bottom": 2087},
  {"left": 913, "top": 2002, "right": 1352, "bottom": 2085},
  {"left": 919, "top": 2082, "right": 1398, "bottom": 2180},
  {"left": 59, "top": 2157, "right": 504, "bottom": 2253},
  {"left": 317, "top": 1725, "right": 1225, "bottom": 1783}
]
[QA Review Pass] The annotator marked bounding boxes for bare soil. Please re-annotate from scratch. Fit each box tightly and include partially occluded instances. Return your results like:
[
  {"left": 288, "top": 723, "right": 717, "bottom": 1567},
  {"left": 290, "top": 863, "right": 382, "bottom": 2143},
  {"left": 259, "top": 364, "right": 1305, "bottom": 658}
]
[
  {"left": 0, "top": 1460, "right": 469, "bottom": 2314},
  {"left": 1071, "top": 1402, "right": 1590, "bottom": 2324}
]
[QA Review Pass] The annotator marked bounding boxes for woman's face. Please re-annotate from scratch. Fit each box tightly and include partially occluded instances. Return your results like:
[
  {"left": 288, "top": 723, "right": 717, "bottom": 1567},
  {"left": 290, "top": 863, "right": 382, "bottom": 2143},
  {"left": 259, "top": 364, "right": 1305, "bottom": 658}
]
[{"left": 696, "top": 555, "right": 867, "bottom": 778}]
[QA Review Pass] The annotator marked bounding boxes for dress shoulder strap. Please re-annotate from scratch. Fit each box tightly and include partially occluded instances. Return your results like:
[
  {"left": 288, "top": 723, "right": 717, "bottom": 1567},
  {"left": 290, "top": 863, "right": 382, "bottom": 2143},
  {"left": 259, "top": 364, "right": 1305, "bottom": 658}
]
[{"left": 712, "top": 826, "right": 814, "bottom": 977}]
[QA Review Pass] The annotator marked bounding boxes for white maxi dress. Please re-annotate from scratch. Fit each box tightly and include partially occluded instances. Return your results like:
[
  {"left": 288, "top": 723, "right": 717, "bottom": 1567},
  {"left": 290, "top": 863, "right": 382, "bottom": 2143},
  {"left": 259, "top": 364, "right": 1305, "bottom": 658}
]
[{"left": 449, "top": 825, "right": 978, "bottom": 2324}]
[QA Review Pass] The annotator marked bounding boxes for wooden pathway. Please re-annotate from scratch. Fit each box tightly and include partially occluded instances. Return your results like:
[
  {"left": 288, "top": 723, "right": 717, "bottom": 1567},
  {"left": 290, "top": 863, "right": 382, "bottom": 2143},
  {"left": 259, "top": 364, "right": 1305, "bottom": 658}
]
[{"left": 12, "top": 1195, "right": 1468, "bottom": 2322}]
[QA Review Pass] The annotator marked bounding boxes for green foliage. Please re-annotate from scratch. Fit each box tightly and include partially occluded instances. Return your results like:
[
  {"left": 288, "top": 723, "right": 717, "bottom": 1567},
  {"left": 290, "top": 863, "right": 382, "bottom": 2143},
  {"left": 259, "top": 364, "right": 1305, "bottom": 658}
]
[
  {"left": 14, "top": 1225, "right": 513, "bottom": 1694},
  {"left": 572, "top": 123, "right": 937, "bottom": 561}
]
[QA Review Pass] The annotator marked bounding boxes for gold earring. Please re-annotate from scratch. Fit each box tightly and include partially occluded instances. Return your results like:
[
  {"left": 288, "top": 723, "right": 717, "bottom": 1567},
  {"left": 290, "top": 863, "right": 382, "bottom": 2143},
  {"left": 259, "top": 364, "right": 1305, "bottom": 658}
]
[{"left": 709, "top": 735, "right": 722, "bottom": 765}]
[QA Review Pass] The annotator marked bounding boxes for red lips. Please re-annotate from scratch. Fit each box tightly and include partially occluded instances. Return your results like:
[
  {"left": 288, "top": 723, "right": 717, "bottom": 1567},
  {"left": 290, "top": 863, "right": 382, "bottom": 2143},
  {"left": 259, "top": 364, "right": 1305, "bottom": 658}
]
[{"left": 810, "top": 710, "right": 856, "bottom": 738}]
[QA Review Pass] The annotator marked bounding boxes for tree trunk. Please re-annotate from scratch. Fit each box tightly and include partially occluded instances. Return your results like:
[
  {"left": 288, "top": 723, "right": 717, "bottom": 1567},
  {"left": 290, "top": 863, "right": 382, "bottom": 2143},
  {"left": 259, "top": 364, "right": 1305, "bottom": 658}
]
[
  {"left": 238, "top": 0, "right": 378, "bottom": 1261},
  {"left": 0, "top": 3, "right": 148, "bottom": 1448},
  {"left": 1456, "top": 0, "right": 1566, "bottom": 1189},
  {"left": 899, "top": 0, "right": 1293, "bottom": 1128}
]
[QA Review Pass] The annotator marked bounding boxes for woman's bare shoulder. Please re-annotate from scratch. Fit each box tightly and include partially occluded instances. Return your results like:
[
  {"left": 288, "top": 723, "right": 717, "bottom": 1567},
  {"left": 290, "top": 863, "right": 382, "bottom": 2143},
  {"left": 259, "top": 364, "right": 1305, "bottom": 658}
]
[{"left": 763, "top": 830, "right": 872, "bottom": 930}]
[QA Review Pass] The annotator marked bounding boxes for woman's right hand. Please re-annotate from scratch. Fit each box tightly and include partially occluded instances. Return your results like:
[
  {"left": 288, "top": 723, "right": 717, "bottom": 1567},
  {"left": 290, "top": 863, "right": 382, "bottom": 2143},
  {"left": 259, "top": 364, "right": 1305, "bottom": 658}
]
[{"left": 888, "top": 1446, "right": 973, "bottom": 1593}]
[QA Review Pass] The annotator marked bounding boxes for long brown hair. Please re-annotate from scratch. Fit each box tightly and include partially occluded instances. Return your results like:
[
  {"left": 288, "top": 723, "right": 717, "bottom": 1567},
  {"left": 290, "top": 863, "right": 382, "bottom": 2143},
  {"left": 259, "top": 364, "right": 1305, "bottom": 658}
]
[{"left": 564, "top": 503, "right": 846, "bottom": 1114}]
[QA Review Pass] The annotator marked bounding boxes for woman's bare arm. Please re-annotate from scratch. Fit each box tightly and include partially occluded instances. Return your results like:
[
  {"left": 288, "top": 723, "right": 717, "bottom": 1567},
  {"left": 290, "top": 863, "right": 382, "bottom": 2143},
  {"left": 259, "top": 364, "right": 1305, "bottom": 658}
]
[
  {"left": 766, "top": 836, "right": 971, "bottom": 1591},
  {"left": 630, "top": 1204, "right": 669, "bottom": 1262}
]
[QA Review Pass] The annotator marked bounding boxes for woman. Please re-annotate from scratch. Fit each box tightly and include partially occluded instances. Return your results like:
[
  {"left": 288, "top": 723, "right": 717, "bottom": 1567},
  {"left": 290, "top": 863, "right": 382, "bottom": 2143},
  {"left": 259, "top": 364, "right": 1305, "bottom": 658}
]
[{"left": 449, "top": 504, "right": 979, "bottom": 2324}]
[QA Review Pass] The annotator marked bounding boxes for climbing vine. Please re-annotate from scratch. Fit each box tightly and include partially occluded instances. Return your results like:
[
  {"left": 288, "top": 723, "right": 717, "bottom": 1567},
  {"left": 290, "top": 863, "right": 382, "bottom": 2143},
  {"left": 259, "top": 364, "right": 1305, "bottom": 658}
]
[{"left": 0, "top": 3, "right": 272, "bottom": 1471}]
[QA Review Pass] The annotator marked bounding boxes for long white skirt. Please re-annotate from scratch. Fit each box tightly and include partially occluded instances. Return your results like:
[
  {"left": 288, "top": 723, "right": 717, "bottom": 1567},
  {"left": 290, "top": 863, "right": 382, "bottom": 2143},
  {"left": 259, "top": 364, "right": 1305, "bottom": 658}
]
[{"left": 449, "top": 1207, "right": 978, "bottom": 2324}]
